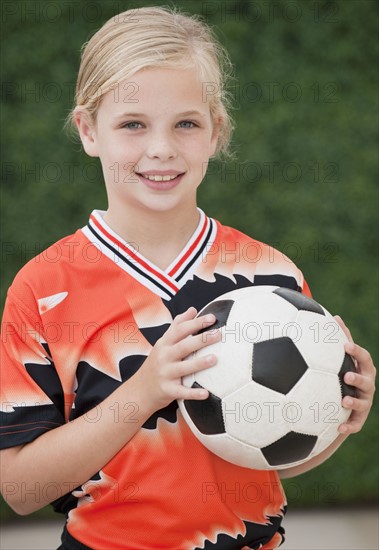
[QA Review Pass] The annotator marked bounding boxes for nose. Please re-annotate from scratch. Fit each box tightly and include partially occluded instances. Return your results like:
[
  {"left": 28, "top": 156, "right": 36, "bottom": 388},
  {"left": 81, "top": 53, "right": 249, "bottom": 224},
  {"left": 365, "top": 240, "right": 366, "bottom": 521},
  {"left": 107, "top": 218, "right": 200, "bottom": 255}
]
[{"left": 146, "top": 130, "right": 178, "bottom": 161}]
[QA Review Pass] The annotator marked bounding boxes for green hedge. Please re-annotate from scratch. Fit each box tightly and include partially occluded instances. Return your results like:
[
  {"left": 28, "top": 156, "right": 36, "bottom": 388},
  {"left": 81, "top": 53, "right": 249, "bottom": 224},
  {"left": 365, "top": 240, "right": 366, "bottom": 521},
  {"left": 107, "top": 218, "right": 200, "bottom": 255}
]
[{"left": 1, "top": 0, "right": 378, "bottom": 519}]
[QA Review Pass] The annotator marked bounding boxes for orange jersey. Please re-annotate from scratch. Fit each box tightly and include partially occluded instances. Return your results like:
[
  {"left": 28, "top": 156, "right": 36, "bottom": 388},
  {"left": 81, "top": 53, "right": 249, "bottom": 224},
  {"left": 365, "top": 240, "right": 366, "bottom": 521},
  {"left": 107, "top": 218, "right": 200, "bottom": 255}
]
[{"left": 1, "top": 210, "right": 311, "bottom": 549}]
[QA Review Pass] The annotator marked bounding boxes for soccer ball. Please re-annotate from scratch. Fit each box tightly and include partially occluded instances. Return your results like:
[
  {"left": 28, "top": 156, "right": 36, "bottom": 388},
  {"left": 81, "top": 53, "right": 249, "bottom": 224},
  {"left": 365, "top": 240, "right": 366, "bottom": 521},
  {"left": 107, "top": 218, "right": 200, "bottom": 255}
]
[{"left": 178, "top": 286, "right": 356, "bottom": 470}]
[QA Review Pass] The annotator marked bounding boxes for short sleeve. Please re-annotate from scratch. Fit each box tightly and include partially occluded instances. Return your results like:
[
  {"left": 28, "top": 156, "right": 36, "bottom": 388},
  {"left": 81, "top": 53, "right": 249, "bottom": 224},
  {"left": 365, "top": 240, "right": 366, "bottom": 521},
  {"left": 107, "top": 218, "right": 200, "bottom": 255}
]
[
  {"left": 302, "top": 278, "right": 312, "bottom": 298},
  {"left": 0, "top": 287, "right": 65, "bottom": 450}
]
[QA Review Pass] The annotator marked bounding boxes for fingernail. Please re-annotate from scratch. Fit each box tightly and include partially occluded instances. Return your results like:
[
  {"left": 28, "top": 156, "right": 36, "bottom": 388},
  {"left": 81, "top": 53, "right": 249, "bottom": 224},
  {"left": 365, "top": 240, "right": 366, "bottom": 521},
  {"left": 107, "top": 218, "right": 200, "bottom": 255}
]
[
  {"left": 206, "top": 354, "right": 217, "bottom": 365},
  {"left": 204, "top": 314, "right": 215, "bottom": 323}
]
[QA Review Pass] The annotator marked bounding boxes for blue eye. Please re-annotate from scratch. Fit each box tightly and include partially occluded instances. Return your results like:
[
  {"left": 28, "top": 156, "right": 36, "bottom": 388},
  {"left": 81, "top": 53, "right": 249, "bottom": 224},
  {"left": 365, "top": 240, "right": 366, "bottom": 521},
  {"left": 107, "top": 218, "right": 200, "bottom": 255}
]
[
  {"left": 122, "top": 121, "right": 143, "bottom": 129},
  {"left": 178, "top": 120, "right": 197, "bottom": 128}
]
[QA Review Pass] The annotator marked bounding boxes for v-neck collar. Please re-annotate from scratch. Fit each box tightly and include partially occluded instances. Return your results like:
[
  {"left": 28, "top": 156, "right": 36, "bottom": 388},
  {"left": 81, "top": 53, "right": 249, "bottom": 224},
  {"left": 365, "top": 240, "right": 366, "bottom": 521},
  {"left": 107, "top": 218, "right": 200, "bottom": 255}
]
[{"left": 81, "top": 209, "right": 217, "bottom": 299}]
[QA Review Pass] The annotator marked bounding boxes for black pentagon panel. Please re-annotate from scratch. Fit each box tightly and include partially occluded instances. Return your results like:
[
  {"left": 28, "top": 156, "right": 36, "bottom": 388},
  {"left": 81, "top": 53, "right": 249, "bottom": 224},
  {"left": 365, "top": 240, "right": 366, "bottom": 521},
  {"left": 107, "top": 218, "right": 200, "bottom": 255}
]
[
  {"left": 183, "top": 382, "right": 225, "bottom": 435},
  {"left": 197, "top": 300, "right": 234, "bottom": 334},
  {"left": 273, "top": 287, "right": 325, "bottom": 316},
  {"left": 338, "top": 353, "right": 357, "bottom": 398},
  {"left": 262, "top": 432, "right": 318, "bottom": 466},
  {"left": 252, "top": 337, "right": 308, "bottom": 394}
]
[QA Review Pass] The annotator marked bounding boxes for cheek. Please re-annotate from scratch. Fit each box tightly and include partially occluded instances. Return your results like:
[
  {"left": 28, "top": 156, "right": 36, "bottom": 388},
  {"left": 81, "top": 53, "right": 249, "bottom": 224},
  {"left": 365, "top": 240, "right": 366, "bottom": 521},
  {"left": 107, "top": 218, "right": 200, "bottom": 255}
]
[
  {"left": 100, "top": 139, "right": 141, "bottom": 170},
  {"left": 103, "top": 144, "right": 145, "bottom": 189},
  {"left": 188, "top": 132, "right": 214, "bottom": 156},
  {"left": 191, "top": 142, "right": 214, "bottom": 173}
]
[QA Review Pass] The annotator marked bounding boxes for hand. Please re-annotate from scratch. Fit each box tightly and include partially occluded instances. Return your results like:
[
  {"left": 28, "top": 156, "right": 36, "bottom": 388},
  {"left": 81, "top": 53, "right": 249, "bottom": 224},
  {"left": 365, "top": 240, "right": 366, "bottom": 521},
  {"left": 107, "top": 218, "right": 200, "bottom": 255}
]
[
  {"left": 138, "top": 307, "right": 221, "bottom": 411},
  {"left": 335, "top": 315, "right": 376, "bottom": 435}
]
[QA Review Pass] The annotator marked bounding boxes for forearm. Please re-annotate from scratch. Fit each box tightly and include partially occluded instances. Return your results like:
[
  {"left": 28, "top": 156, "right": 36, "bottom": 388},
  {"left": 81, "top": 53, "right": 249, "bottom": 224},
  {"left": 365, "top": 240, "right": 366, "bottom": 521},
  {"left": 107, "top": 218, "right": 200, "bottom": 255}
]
[
  {"left": 1, "top": 308, "right": 222, "bottom": 515},
  {"left": 0, "top": 371, "right": 154, "bottom": 515},
  {"left": 278, "top": 434, "right": 348, "bottom": 479}
]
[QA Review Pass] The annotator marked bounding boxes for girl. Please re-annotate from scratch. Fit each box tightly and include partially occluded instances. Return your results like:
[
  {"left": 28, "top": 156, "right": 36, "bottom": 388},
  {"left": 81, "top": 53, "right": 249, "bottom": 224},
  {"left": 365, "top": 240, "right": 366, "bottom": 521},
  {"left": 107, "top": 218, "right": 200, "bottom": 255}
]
[{"left": 0, "top": 6, "right": 375, "bottom": 550}]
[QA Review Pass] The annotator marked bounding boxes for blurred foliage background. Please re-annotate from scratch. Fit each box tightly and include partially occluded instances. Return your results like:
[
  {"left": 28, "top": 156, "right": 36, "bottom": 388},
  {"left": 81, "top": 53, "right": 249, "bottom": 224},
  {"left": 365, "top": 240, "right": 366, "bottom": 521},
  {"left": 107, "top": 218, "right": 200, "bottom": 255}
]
[{"left": 1, "top": 0, "right": 378, "bottom": 521}]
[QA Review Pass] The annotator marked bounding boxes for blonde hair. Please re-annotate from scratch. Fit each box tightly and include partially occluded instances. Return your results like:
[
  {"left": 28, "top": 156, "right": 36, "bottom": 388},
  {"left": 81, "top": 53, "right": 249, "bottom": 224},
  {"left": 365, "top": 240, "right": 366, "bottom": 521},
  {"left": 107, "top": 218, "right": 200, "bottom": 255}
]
[{"left": 66, "top": 5, "right": 234, "bottom": 158}]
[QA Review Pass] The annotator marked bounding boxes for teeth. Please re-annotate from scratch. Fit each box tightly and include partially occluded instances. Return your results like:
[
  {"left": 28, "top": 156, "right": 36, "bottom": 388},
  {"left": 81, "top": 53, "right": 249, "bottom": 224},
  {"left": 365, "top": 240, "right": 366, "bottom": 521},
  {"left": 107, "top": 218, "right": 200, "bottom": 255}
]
[{"left": 142, "top": 174, "right": 179, "bottom": 182}]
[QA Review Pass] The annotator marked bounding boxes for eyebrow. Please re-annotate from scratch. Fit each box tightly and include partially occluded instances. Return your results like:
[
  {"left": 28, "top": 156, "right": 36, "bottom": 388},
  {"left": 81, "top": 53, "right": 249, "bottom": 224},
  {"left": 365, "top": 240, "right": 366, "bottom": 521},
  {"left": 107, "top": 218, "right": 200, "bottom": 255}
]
[{"left": 113, "top": 110, "right": 207, "bottom": 121}]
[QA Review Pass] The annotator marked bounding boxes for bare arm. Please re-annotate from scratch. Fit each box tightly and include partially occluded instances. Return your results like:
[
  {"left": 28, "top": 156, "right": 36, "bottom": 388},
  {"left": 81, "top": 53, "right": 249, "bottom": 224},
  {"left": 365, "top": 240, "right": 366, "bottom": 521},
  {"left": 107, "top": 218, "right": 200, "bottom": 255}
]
[
  {"left": 0, "top": 373, "right": 153, "bottom": 515},
  {"left": 0, "top": 308, "right": 220, "bottom": 515}
]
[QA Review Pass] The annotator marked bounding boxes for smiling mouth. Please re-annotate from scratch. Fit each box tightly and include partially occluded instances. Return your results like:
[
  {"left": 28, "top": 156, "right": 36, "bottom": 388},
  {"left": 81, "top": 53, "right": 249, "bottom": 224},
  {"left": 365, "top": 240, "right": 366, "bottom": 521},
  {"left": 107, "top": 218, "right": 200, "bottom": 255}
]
[
  {"left": 135, "top": 172, "right": 185, "bottom": 189},
  {"left": 140, "top": 174, "right": 180, "bottom": 182}
]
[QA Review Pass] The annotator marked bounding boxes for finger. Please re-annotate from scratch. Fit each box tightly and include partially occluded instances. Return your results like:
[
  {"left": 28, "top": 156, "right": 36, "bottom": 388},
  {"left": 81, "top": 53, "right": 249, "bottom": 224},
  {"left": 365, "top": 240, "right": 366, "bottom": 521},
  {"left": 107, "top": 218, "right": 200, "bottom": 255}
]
[
  {"left": 344, "top": 371, "right": 375, "bottom": 395},
  {"left": 175, "top": 328, "right": 221, "bottom": 359},
  {"left": 161, "top": 308, "right": 198, "bottom": 345},
  {"left": 178, "top": 352, "right": 218, "bottom": 377},
  {"left": 176, "top": 385, "right": 209, "bottom": 401},
  {"left": 161, "top": 377, "right": 211, "bottom": 401},
  {"left": 344, "top": 342, "right": 376, "bottom": 374},
  {"left": 339, "top": 399, "right": 371, "bottom": 433},
  {"left": 342, "top": 394, "right": 371, "bottom": 412},
  {"left": 339, "top": 398, "right": 371, "bottom": 434},
  {"left": 168, "top": 313, "right": 218, "bottom": 345},
  {"left": 338, "top": 417, "right": 364, "bottom": 435},
  {"left": 172, "top": 307, "right": 198, "bottom": 323},
  {"left": 334, "top": 315, "right": 354, "bottom": 343},
  {"left": 189, "top": 312, "right": 219, "bottom": 335}
]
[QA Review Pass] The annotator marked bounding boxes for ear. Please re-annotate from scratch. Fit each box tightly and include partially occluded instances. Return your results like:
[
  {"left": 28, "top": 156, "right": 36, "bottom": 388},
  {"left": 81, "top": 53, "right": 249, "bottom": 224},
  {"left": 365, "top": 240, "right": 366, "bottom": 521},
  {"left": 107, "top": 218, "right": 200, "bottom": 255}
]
[
  {"left": 209, "top": 118, "right": 222, "bottom": 158},
  {"left": 74, "top": 108, "right": 99, "bottom": 157}
]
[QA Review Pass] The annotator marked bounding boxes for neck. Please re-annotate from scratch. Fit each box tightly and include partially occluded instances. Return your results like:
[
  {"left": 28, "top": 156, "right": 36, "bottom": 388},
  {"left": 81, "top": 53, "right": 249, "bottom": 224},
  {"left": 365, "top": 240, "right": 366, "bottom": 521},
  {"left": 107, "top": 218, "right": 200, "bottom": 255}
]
[{"left": 102, "top": 202, "right": 200, "bottom": 270}]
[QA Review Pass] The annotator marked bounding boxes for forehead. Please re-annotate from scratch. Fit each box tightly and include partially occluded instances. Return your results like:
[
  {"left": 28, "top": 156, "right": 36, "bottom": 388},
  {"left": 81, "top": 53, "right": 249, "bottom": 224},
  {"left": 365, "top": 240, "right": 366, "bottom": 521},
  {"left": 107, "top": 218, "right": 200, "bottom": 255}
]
[{"left": 99, "top": 67, "right": 211, "bottom": 117}]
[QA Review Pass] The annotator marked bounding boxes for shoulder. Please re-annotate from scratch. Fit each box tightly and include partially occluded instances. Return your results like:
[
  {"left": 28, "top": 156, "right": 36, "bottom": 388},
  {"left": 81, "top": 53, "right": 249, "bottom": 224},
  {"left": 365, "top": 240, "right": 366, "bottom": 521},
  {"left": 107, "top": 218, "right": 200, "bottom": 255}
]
[
  {"left": 211, "top": 218, "right": 309, "bottom": 294},
  {"left": 213, "top": 219, "right": 297, "bottom": 265},
  {"left": 7, "top": 228, "right": 87, "bottom": 310}
]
